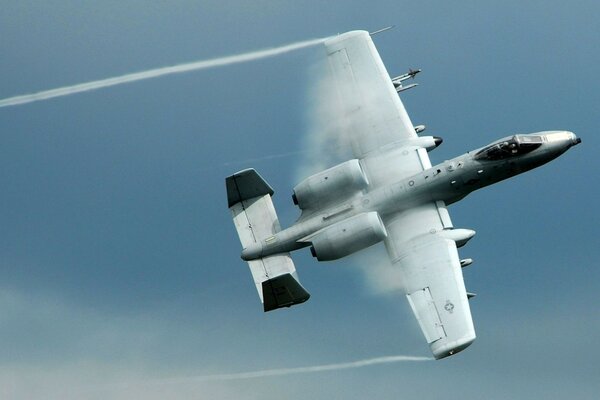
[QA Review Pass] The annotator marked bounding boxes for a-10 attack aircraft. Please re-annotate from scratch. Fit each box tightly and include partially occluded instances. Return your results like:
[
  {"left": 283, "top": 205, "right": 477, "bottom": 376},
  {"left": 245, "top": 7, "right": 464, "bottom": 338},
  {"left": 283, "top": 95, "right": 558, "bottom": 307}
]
[{"left": 225, "top": 30, "right": 581, "bottom": 359}]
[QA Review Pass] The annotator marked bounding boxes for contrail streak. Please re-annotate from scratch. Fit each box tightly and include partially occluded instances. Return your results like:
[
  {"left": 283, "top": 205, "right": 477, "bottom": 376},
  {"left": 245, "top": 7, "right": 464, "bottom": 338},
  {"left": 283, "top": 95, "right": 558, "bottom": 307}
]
[
  {"left": 197, "top": 149, "right": 309, "bottom": 173},
  {"left": 155, "top": 355, "right": 431, "bottom": 384},
  {"left": 0, "top": 37, "right": 325, "bottom": 108}
]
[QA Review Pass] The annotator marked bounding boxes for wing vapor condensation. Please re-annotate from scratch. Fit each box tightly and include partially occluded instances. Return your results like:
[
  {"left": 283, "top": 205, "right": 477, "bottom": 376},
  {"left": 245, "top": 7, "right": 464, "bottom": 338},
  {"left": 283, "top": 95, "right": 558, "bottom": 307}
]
[
  {"left": 0, "top": 37, "right": 325, "bottom": 108},
  {"left": 150, "top": 354, "right": 432, "bottom": 385}
]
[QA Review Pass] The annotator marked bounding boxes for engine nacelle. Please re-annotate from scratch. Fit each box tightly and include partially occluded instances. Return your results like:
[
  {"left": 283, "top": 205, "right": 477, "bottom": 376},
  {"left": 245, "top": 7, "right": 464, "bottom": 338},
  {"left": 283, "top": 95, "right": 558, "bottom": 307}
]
[
  {"left": 408, "top": 135, "right": 443, "bottom": 152},
  {"left": 305, "top": 212, "right": 387, "bottom": 261},
  {"left": 292, "top": 159, "right": 368, "bottom": 210}
]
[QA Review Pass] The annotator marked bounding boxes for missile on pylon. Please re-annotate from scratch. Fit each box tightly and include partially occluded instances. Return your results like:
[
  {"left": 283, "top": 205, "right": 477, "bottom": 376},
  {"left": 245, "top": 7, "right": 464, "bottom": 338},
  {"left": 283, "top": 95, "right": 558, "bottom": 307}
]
[{"left": 392, "top": 68, "right": 421, "bottom": 93}]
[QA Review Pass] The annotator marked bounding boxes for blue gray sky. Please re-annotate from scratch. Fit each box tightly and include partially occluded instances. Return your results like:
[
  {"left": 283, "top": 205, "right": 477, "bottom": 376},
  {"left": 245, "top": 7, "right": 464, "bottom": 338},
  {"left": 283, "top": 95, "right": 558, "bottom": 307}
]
[{"left": 1, "top": 1, "right": 599, "bottom": 399}]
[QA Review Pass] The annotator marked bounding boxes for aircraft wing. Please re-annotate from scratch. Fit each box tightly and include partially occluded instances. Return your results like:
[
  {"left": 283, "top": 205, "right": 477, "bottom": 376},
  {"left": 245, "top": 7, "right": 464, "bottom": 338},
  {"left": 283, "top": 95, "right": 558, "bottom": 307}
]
[
  {"left": 324, "top": 31, "right": 476, "bottom": 358},
  {"left": 323, "top": 30, "right": 418, "bottom": 156},
  {"left": 383, "top": 202, "right": 476, "bottom": 359},
  {"left": 323, "top": 31, "right": 430, "bottom": 188}
]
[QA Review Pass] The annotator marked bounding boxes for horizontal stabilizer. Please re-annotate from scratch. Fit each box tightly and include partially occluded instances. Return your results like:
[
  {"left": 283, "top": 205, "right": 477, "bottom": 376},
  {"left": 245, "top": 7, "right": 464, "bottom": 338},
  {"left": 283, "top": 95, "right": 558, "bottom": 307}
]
[
  {"left": 226, "top": 169, "right": 310, "bottom": 311},
  {"left": 262, "top": 273, "right": 310, "bottom": 312}
]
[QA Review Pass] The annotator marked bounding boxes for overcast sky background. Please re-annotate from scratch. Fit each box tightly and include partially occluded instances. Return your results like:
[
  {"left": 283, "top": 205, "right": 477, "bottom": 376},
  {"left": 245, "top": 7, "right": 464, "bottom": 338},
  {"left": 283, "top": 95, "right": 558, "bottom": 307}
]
[{"left": 1, "top": 1, "right": 598, "bottom": 399}]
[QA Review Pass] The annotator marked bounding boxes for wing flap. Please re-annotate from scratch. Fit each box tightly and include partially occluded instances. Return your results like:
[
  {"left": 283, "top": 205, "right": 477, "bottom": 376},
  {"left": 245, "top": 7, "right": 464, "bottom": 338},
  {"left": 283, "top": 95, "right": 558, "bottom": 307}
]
[{"left": 407, "top": 287, "right": 445, "bottom": 343}]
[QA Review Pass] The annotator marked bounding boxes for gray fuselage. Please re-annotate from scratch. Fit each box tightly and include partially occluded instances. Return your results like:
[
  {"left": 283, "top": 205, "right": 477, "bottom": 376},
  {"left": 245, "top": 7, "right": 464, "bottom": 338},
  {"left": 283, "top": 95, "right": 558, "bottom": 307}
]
[{"left": 241, "top": 131, "right": 580, "bottom": 261}]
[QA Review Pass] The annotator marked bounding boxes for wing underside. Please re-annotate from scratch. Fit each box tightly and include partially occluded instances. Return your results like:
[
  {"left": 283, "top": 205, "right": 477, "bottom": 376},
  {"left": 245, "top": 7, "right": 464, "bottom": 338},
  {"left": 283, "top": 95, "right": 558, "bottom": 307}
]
[
  {"left": 323, "top": 31, "right": 418, "bottom": 159},
  {"left": 383, "top": 202, "right": 475, "bottom": 359},
  {"left": 323, "top": 31, "right": 432, "bottom": 188}
]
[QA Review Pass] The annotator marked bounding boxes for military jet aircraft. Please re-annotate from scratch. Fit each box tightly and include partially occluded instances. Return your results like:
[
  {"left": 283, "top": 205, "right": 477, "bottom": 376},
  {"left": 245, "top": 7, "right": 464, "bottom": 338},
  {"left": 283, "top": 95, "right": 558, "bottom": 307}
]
[{"left": 225, "top": 30, "right": 580, "bottom": 359}]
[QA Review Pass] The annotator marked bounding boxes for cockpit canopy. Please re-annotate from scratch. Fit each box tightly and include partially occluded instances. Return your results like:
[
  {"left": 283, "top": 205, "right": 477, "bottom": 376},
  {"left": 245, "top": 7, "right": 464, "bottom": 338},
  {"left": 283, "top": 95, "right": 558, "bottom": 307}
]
[{"left": 474, "top": 135, "right": 543, "bottom": 161}]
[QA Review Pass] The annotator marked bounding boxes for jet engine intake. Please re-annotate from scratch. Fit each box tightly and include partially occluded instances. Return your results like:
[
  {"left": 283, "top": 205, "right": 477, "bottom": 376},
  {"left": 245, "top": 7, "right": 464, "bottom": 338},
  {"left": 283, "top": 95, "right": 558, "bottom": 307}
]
[
  {"left": 303, "top": 212, "right": 387, "bottom": 261},
  {"left": 292, "top": 159, "right": 368, "bottom": 210}
]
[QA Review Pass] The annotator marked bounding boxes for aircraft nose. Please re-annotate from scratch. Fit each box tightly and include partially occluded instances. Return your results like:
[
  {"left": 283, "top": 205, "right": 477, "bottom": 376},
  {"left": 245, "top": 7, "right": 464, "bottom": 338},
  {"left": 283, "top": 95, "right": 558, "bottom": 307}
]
[
  {"left": 564, "top": 131, "right": 581, "bottom": 147},
  {"left": 544, "top": 131, "right": 579, "bottom": 147}
]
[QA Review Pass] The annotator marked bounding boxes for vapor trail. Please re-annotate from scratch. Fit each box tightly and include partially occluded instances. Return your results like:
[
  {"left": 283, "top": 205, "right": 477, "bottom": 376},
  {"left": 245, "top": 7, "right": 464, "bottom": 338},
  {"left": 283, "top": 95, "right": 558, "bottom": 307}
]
[
  {"left": 0, "top": 38, "right": 325, "bottom": 108},
  {"left": 157, "top": 355, "right": 431, "bottom": 384}
]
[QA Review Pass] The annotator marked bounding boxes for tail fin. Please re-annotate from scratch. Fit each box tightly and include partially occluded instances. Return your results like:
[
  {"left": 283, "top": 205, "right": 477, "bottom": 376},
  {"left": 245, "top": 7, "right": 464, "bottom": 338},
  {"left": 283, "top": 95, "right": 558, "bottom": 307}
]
[{"left": 226, "top": 169, "right": 310, "bottom": 312}]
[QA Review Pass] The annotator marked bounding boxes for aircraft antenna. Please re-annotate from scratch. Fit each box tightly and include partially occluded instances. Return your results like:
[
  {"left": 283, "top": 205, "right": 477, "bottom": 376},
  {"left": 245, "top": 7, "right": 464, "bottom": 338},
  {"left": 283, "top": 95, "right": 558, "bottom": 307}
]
[{"left": 370, "top": 25, "right": 395, "bottom": 36}]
